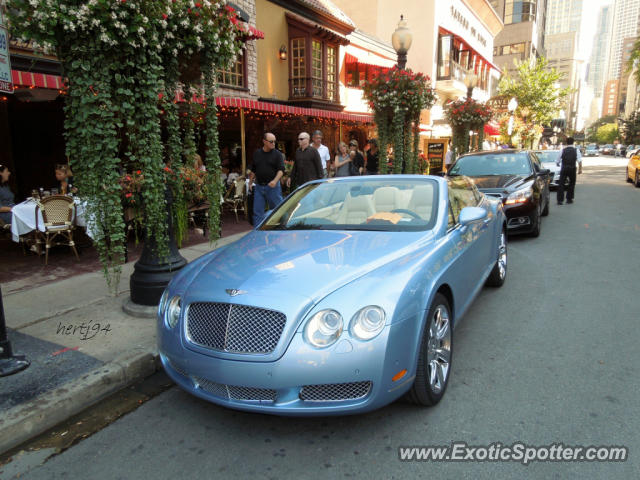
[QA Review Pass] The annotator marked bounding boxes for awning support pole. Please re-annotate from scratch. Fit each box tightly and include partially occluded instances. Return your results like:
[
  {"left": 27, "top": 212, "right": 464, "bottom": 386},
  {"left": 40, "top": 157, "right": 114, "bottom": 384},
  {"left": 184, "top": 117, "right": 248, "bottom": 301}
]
[{"left": 240, "top": 108, "right": 246, "bottom": 175}]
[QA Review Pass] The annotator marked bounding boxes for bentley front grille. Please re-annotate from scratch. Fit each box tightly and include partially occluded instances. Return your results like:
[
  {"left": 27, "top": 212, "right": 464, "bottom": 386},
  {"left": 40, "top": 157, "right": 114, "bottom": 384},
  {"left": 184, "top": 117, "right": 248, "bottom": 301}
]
[
  {"left": 195, "top": 377, "right": 277, "bottom": 402},
  {"left": 299, "top": 381, "right": 373, "bottom": 402},
  {"left": 186, "top": 302, "right": 286, "bottom": 354}
]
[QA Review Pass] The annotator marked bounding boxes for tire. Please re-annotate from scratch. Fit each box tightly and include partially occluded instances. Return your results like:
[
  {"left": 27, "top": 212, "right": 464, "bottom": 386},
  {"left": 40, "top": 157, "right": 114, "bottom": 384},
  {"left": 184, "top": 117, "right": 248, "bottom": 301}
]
[
  {"left": 406, "top": 293, "right": 452, "bottom": 407},
  {"left": 626, "top": 168, "right": 632, "bottom": 182},
  {"left": 635, "top": 171, "right": 640, "bottom": 188},
  {"left": 486, "top": 229, "right": 507, "bottom": 287},
  {"left": 528, "top": 205, "right": 541, "bottom": 238},
  {"left": 541, "top": 193, "right": 550, "bottom": 216}
]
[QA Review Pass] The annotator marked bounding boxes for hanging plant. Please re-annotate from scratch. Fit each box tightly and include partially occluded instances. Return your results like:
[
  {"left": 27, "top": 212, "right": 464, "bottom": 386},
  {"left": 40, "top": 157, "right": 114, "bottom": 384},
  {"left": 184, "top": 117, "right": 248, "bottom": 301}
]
[
  {"left": 363, "top": 66, "right": 436, "bottom": 174},
  {"left": 8, "top": 0, "right": 247, "bottom": 287},
  {"left": 444, "top": 98, "right": 493, "bottom": 157}
]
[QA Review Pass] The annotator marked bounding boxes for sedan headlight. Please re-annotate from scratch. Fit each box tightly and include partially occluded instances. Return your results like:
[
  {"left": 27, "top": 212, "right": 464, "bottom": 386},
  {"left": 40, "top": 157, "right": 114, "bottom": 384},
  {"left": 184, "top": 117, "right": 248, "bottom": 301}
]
[
  {"left": 350, "top": 306, "right": 386, "bottom": 341},
  {"left": 158, "top": 289, "right": 169, "bottom": 317},
  {"left": 166, "top": 295, "right": 182, "bottom": 329},
  {"left": 304, "top": 309, "right": 343, "bottom": 348},
  {"left": 505, "top": 186, "right": 533, "bottom": 205}
]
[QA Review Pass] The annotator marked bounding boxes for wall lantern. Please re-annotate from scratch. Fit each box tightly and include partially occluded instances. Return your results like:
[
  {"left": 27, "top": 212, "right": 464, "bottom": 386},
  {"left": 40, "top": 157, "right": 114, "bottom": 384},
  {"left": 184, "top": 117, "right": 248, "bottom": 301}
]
[{"left": 279, "top": 45, "right": 287, "bottom": 61}]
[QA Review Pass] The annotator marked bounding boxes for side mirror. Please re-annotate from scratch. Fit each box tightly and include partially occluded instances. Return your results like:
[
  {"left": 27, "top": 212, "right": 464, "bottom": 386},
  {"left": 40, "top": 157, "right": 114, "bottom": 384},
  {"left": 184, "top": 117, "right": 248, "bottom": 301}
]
[{"left": 458, "top": 206, "right": 488, "bottom": 226}]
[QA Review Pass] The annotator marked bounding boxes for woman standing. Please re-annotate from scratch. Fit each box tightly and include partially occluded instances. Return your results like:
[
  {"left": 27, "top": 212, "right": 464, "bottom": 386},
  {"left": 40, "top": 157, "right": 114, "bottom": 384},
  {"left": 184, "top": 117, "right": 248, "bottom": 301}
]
[
  {"left": 333, "top": 142, "right": 352, "bottom": 177},
  {"left": 0, "top": 165, "right": 15, "bottom": 225}
]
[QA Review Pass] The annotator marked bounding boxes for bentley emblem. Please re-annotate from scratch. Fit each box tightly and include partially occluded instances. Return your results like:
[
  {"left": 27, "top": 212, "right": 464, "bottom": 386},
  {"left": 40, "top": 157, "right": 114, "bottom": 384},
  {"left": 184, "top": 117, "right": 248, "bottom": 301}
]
[{"left": 225, "top": 289, "right": 248, "bottom": 297}]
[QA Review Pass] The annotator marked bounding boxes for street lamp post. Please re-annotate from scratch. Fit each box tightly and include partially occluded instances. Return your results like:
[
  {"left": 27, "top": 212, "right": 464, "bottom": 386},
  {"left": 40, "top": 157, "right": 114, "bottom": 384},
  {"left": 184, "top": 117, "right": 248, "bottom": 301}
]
[
  {"left": 507, "top": 97, "right": 518, "bottom": 145},
  {"left": 391, "top": 15, "right": 412, "bottom": 69},
  {"left": 464, "top": 73, "right": 478, "bottom": 100}
]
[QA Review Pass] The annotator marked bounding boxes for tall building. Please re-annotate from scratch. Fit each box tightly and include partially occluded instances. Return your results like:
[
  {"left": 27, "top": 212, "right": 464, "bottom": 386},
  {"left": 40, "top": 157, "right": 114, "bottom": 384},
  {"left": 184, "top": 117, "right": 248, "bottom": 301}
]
[
  {"left": 618, "top": 36, "right": 638, "bottom": 116},
  {"left": 332, "top": 0, "right": 503, "bottom": 143},
  {"left": 490, "top": 0, "right": 547, "bottom": 79},
  {"left": 603, "top": 79, "right": 620, "bottom": 116},
  {"left": 607, "top": 0, "right": 640, "bottom": 81},
  {"left": 544, "top": 0, "right": 588, "bottom": 130},
  {"left": 587, "top": 3, "right": 614, "bottom": 99}
]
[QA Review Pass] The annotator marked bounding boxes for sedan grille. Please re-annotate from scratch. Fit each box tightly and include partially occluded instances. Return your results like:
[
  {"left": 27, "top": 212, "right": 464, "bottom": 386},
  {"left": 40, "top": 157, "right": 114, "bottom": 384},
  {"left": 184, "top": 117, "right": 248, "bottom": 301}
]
[
  {"left": 299, "top": 381, "right": 372, "bottom": 402},
  {"left": 195, "top": 377, "right": 277, "bottom": 402},
  {"left": 186, "top": 302, "right": 286, "bottom": 354},
  {"left": 483, "top": 192, "right": 504, "bottom": 200}
]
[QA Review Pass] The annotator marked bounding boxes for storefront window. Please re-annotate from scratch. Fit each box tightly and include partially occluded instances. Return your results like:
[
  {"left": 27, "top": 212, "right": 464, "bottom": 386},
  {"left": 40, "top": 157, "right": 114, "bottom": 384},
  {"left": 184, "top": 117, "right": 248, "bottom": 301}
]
[
  {"left": 291, "top": 37, "right": 306, "bottom": 98},
  {"left": 326, "top": 46, "right": 336, "bottom": 101},
  {"left": 218, "top": 55, "right": 245, "bottom": 88}
]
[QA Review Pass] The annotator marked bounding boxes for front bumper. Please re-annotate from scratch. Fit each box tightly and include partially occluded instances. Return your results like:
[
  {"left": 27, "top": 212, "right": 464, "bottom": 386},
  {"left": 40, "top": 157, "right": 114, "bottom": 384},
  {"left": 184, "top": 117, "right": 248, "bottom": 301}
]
[
  {"left": 158, "top": 315, "right": 418, "bottom": 415},
  {"left": 503, "top": 202, "right": 538, "bottom": 234}
]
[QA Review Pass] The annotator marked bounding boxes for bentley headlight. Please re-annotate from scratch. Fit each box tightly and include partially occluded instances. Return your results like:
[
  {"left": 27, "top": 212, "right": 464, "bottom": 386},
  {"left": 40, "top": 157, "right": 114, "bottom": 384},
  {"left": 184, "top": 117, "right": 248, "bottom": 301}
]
[
  {"left": 158, "top": 289, "right": 169, "bottom": 318},
  {"left": 505, "top": 186, "right": 533, "bottom": 205},
  {"left": 166, "top": 296, "right": 182, "bottom": 329},
  {"left": 304, "top": 309, "right": 343, "bottom": 348},
  {"left": 350, "top": 306, "right": 386, "bottom": 341}
]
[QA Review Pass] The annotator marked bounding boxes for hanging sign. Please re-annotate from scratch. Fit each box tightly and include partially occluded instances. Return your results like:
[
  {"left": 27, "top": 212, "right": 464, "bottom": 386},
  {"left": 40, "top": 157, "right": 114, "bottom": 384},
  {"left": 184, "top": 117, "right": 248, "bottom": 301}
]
[{"left": 0, "top": 4, "right": 13, "bottom": 94}]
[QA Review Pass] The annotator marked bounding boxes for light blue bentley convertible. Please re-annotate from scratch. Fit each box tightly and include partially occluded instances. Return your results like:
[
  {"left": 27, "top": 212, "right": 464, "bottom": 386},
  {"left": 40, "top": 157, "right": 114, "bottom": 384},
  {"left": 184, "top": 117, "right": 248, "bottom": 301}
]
[{"left": 158, "top": 175, "right": 507, "bottom": 415}]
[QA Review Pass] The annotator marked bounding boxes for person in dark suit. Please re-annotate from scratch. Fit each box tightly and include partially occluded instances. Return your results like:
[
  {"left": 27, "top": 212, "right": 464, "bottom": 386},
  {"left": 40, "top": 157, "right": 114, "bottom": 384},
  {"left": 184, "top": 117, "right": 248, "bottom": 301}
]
[
  {"left": 287, "top": 132, "right": 323, "bottom": 189},
  {"left": 556, "top": 137, "right": 582, "bottom": 205}
]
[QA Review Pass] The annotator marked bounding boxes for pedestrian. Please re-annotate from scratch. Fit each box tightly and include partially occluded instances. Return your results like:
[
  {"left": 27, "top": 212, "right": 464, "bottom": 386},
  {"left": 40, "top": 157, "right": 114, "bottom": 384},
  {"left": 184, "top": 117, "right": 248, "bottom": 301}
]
[
  {"left": 333, "top": 142, "right": 352, "bottom": 177},
  {"left": 250, "top": 132, "right": 285, "bottom": 226},
  {"left": 365, "top": 139, "right": 379, "bottom": 174},
  {"left": 348, "top": 139, "right": 364, "bottom": 175},
  {"left": 556, "top": 136, "right": 583, "bottom": 205},
  {"left": 287, "top": 132, "right": 323, "bottom": 189},
  {"left": 0, "top": 165, "right": 15, "bottom": 225},
  {"left": 444, "top": 141, "right": 453, "bottom": 172},
  {"left": 311, "top": 130, "right": 331, "bottom": 178}
]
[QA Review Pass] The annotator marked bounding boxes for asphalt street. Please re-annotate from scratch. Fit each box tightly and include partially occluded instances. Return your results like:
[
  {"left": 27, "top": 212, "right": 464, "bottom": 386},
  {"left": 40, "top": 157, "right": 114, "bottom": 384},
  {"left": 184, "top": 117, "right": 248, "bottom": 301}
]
[{"left": 11, "top": 156, "right": 640, "bottom": 480}]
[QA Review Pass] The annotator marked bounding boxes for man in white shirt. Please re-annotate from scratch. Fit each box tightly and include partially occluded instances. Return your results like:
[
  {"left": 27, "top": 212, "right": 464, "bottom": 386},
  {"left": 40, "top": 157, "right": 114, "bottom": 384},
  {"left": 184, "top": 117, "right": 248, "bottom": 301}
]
[
  {"left": 312, "top": 130, "right": 331, "bottom": 178},
  {"left": 556, "top": 137, "right": 582, "bottom": 204},
  {"left": 444, "top": 140, "right": 453, "bottom": 172}
]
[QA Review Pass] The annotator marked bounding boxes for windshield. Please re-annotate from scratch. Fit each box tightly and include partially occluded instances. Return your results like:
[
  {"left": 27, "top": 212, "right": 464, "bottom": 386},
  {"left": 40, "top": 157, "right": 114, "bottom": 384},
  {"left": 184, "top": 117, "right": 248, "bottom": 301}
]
[
  {"left": 261, "top": 178, "right": 438, "bottom": 232},
  {"left": 533, "top": 151, "right": 561, "bottom": 164},
  {"left": 450, "top": 153, "right": 532, "bottom": 176}
]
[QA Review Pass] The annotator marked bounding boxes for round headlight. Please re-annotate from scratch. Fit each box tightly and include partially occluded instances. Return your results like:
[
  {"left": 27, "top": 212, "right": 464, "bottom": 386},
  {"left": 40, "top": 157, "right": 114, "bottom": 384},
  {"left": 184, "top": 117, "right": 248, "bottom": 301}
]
[
  {"left": 350, "top": 306, "right": 386, "bottom": 341},
  {"left": 158, "top": 289, "right": 169, "bottom": 318},
  {"left": 166, "top": 296, "right": 182, "bottom": 329},
  {"left": 304, "top": 309, "right": 343, "bottom": 348}
]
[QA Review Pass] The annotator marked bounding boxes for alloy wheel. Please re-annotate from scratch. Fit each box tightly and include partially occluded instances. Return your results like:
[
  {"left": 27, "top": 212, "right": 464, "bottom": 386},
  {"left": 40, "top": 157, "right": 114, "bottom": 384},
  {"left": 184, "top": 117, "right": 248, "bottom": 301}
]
[
  {"left": 426, "top": 305, "right": 451, "bottom": 394},
  {"left": 497, "top": 232, "right": 507, "bottom": 280}
]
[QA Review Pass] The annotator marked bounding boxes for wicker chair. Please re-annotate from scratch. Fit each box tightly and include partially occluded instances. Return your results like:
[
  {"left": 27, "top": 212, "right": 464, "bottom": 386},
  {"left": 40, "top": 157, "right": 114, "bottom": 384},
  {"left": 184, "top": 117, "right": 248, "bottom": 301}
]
[
  {"left": 35, "top": 195, "right": 80, "bottom": 265},
  {"left": 222, "top": 178, "right": 247, "bottom": 222}
]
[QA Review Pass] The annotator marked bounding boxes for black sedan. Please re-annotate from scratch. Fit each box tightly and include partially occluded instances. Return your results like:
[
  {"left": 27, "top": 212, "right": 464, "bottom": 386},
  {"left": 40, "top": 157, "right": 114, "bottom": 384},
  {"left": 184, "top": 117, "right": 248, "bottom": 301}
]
[{"left": 448, "top": 150, "right": 550, "bottom": 237}]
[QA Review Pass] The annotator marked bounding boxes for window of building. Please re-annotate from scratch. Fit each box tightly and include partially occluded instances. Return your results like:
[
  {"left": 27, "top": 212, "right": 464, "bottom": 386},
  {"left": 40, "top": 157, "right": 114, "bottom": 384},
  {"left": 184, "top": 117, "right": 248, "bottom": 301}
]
[
  {"left": 505, "top": 1, "right": 536, "bottom": 24},
  {"left": 218, "top": 55, "right": 245, "bottom": 88},
  {"left": 326, "top": 46, "right": 336, "bottom": 101},
  {"left": 291, "top": 37, "right": 306, "bottom": 97}
]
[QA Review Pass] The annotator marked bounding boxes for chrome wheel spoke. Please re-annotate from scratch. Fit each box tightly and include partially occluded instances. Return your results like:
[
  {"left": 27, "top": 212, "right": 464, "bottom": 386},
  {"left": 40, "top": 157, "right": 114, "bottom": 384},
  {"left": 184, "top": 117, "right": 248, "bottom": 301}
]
[
  {"left": 436, "top": 363, "right": 448, "bottom": 389},
  {"left": 428, "top": 360, "right": 438, "bottom": 388},
  {"left": 435, "top": 347, "right": 450, "bottom": 364}
]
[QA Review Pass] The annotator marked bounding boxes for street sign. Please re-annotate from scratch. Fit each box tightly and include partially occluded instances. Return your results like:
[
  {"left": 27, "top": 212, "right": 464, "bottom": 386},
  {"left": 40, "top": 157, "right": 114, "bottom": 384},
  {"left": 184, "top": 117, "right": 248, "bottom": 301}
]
[{"left": 0, "top": 26, "right": 13, "bottom": 94}]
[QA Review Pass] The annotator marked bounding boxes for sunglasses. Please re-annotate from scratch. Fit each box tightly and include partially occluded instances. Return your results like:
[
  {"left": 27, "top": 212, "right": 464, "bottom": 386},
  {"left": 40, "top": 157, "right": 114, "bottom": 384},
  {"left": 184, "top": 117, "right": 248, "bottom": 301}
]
[
  {"left": 264, "top": 139, "right": 275, "bottom": 144},
  {"left": 298, "top": 137, "right": 307, "bottom": 141}
]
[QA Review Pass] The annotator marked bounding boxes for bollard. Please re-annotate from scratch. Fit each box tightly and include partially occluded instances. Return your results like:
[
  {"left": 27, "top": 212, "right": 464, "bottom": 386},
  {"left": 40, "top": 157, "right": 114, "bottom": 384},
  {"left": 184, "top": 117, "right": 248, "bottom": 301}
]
[{"left": 0, "top": 285, "right": 30, "bottom": 377}]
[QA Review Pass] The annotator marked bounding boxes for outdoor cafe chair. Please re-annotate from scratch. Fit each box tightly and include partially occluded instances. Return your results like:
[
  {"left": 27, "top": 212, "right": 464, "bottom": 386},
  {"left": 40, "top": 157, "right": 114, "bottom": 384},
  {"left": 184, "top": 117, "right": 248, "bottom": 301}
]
[
  {"left": 35, "top": 195, "right": 80, "bottom": 265},
  {"left": 222, "top": 178, "right": 247, "bottom": 223}
]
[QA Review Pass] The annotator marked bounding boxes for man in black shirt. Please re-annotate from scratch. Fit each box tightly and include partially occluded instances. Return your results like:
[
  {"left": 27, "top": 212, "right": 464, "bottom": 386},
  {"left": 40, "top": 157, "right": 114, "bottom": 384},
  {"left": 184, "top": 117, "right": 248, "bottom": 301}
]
[
  {"left": 287, "top": 132, "right": 323, "bottom": 188},
  {"left": 365, "top": 139, "right": 379, "bottom": 174},
  {"left": 250, "top": 132, "right": 285, "bottom": 226},
  {"left": 556, "top": 136, "right": 582, "bottom": 205}
]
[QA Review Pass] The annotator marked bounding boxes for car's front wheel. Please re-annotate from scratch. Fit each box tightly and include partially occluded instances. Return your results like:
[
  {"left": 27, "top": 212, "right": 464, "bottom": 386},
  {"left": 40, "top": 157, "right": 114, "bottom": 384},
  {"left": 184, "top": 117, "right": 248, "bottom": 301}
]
[
  {"left": 529, "top": 204, "right": 541, "bottom": 237},
  {"left": 486, "top": 229, "right": 507, "bottom": 287},
  {"left": 635, "top": 171, "right": 640, "bottom": 188},
  {"left": 407, "top": 293, "right": 452, "bottom": 407}
]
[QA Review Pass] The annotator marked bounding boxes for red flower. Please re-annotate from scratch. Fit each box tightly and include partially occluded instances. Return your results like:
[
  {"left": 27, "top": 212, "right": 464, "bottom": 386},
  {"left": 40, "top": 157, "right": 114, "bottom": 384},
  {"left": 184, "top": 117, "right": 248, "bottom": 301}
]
[
  {"left": 195, "top": 2, "right": 202, "bottom": 7},
  {"left": 125, "top": 193, "right": 132, "bottom": 198},
  {"left": 162, "top": 13, "right": 168, "bottom": 19},
  {"left": 136, "top": 170, "right": 141, "bottom": 175}
]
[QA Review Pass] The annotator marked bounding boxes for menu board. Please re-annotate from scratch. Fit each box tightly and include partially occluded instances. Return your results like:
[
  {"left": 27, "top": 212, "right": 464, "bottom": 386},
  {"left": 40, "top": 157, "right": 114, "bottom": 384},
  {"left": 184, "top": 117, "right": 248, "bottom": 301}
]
[{"left": 427, "top": 141, "right": 445, "bottom": 174}]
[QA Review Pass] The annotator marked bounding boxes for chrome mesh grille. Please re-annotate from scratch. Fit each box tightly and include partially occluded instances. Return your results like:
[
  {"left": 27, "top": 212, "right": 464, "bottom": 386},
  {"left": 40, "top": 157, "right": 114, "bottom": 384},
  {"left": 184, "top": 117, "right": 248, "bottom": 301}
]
[
  {"left": 195, "top": 377, "right": 276, "bottom": 402},
  {"left": 167, "top": 360, "right": 189, "bottom": 379},
  {"left": 300, "top": 381, "right": 372, "bottom": 402},
  {"left": 186, "top": 302, "right": 286, "bottom": 354}
]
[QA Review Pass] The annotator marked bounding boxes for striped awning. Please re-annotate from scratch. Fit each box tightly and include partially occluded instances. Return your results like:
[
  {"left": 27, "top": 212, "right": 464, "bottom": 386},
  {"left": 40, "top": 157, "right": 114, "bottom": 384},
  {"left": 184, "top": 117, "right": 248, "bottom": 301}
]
[{"left": 12, "top": 70, "right": 65, "bottom": 90}]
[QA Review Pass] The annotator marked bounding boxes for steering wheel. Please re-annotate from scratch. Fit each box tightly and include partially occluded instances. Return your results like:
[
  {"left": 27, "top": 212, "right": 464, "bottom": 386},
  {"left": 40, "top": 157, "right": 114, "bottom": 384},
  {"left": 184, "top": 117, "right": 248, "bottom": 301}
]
[{"left": 390, "top": 208, "right": 422, "bottom": 220}]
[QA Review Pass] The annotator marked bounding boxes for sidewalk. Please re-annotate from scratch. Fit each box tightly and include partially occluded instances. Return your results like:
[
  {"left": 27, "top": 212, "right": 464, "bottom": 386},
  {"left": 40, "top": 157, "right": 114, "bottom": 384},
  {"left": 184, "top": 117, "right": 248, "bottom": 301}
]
[{"left": 0, "top": 230, "right": 250, "bottom": 455}]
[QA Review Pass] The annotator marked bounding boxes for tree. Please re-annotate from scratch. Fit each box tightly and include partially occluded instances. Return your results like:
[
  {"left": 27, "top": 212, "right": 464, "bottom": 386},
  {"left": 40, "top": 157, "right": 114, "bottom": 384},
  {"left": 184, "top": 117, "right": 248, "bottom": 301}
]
[
  {"left": 497, "top": 57, "right": 571, "bottom": 127},
  {"left": 618, "top": 111, "right": 640, "bottom": 144},
  {"left": 586, "top": 115, "right": 617, "bottom": 142},
  {"left": 596, "top": 124, "right": 618, "bottom": 144}
]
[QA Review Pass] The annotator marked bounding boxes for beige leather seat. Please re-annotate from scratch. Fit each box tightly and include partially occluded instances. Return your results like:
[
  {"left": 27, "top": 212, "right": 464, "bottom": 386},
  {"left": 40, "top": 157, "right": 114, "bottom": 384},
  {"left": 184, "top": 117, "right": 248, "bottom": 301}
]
[
  {"left": 407, "top": 185, "right": 434, "bottom": 220},
  {"left": 336, "top": 193, "right": 374, "bottom": 224},
  {"left": 372, "top": 187, "right": 399, "bottom": 212}
]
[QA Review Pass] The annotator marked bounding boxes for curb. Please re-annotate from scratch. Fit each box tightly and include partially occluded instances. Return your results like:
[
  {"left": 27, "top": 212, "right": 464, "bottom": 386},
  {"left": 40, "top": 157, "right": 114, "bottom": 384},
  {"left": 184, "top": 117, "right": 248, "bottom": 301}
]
[{"left": 0, "top": 349, "right": 158, "bottom": 455}]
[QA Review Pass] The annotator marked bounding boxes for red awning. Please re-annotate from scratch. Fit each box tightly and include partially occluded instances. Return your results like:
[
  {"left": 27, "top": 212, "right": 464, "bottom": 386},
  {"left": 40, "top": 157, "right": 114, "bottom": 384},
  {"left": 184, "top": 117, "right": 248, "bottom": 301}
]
[
  {"left": 215, "top": 96, "right": 373, "bottom": 123},
  {"left": 484, "top": 121, "right": 500, "bottom": 136},
  {"left": 12, "top": 70, "right": 65, "bottom": 90}
]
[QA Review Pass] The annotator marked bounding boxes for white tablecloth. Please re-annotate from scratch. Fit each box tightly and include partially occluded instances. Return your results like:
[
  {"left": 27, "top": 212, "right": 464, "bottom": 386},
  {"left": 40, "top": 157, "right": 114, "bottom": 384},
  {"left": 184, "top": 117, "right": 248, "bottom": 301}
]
[{"left": 11, "top": 198, "right": 89, "bottom": 243}]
